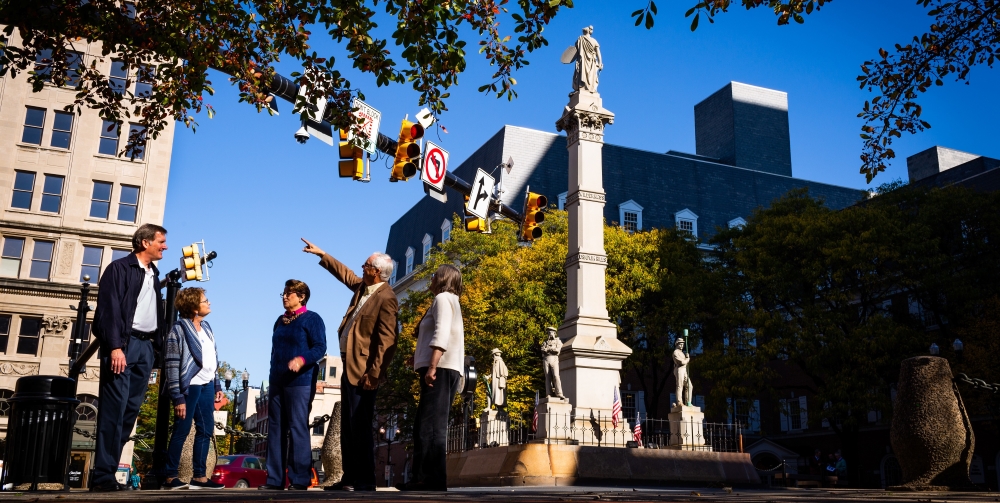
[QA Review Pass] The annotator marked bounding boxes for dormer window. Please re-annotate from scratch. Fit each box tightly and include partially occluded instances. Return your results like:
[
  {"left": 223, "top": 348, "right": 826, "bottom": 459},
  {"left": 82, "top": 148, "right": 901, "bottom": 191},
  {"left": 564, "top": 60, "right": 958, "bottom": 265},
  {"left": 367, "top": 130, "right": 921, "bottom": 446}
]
[
  {"left": 557, "top": 192, "right": 568, "bottom": 210},
  {"left": 422, "top": 234, "right": 432, "bottom": 264},
  {"left": 618, "top": 200, "right": 644, "bottom": 233},
  {"left": 674, "top": 208, "right": 699, "bottom": 237},
  {"left": 441, "top": 219, "right": 452, "bottom": 242},
  {"left": 405, "top": 247, "right": 414, "bottom": 275},
  {"left": 728, "top": 217, "right": 746, "bottom": 229}
]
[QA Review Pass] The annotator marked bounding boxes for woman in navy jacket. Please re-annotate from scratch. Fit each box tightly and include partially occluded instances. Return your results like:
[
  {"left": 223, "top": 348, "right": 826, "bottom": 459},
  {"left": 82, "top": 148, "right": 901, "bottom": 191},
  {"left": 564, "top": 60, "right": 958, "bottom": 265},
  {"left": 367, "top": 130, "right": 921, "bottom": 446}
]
[{"left": 259, "top": 279, "right": 327, "bottom": 490}]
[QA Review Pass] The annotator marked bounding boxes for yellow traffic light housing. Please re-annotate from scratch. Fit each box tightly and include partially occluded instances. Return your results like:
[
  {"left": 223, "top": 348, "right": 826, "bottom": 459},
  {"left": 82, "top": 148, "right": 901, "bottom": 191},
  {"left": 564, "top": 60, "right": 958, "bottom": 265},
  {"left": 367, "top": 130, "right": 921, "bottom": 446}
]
[
  {"left": 181, "top": 243, "right": 204, "bottom": 281},
  {"left": 391, "top": 119, "right": 424, "bottom": 182},
  {"left": 338, "top": 129, "right": 364, "bottom": 180},
  {"left": 463, "top": 195, "right": 490, "bottom": 233},
  {"left": 520, "top": 191, "right": 547, "bottom": 241}
]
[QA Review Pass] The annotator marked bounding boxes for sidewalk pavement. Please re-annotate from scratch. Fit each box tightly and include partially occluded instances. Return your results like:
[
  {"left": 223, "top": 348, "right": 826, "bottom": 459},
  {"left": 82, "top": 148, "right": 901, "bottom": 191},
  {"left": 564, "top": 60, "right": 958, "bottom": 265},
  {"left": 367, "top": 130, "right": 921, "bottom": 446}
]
[{"left": 0, "top": 486, "right": 997, "bottom": 502}]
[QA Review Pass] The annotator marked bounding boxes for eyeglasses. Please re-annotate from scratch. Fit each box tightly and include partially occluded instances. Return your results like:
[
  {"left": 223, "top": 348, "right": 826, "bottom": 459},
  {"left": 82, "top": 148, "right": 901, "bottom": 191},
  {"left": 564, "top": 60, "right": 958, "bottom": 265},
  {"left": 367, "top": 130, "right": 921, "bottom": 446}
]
[
  {"left": 362, "top": 262, "right": 377, "bottom": 270},
  {"left": 280, "top": 292, "right": 300, "bottom": 298},
  {"left": 200, "top": 300, "right": 210, "bottom": 304}
]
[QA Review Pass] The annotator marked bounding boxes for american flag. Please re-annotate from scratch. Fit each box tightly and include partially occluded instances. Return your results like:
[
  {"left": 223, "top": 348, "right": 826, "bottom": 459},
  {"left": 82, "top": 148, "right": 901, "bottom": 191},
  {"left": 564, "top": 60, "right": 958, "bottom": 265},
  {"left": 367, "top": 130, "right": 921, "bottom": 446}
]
[
  {"left": 532, "top": 391, "right": 539, "bottom": 432},
  {"left": 633, "top": 413, "right": 643, "bottom": 447},
  {"left": 611, "top": 387, "right": 622, "bottom": 428}
]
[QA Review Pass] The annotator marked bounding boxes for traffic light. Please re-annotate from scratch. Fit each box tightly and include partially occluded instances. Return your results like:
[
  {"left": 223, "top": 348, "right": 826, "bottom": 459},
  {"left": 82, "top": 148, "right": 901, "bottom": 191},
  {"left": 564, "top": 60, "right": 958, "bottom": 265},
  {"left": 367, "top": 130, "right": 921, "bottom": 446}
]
[
  {"left": 520, "top": 191, "right": 547, "bottom": 241},
  {"left": 463, "top": 195, "right": 489, "bottom": 233},
  {"left": 391, "top": 119, "right": 424, "bottom": 182},
  {"left": 338, "top": 129, "right": 364, "bottom": 180},
  {"left": 181, "top": 242, "right": 205, "bottom": 281}
]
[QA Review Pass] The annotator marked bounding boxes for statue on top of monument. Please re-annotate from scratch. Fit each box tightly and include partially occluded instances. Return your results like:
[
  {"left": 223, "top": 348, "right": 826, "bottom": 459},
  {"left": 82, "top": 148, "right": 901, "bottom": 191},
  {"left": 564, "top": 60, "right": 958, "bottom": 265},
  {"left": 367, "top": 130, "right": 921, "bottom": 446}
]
[
  {"left": 672, "top": 337, "right": 694, "bottom": 409},
  {"left": 541, "top": 327, "right": 565, "bottom": 399},
  {"left": 488, "top": 348, "right": 509, "bottom": 410},
  {"left": 560, "top": 25, "right": 603, "bottom": 93}
]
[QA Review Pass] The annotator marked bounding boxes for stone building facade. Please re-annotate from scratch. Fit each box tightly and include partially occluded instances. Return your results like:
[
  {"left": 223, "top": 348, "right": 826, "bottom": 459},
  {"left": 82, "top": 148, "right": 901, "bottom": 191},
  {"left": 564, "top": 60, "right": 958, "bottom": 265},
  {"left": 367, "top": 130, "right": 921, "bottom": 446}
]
[{"left": 0, "top": 32, "right": 175, "bottom": 487}]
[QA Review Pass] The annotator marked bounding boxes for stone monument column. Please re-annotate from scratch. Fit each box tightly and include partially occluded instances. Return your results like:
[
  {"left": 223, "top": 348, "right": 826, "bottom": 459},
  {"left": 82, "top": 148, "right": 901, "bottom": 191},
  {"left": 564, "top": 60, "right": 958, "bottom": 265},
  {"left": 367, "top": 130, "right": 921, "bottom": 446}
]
[{"left": 552, "top": 29, "right": 631, "bottom": 425}]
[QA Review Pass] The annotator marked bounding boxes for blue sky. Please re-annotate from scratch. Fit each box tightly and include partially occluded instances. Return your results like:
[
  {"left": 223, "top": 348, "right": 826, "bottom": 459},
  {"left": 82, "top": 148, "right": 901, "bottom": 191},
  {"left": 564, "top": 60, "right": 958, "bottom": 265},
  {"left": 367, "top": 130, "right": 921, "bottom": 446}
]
[{"left": 162, "top": 1, "right": 1000, "bottom": 386}]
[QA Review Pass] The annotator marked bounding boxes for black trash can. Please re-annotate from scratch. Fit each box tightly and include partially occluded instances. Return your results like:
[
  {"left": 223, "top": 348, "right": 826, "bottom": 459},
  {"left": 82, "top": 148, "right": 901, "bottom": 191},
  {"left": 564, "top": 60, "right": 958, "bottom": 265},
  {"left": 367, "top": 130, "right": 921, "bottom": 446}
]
[{"left": 1, "top": 376, "right": 79, "bottom": 491}]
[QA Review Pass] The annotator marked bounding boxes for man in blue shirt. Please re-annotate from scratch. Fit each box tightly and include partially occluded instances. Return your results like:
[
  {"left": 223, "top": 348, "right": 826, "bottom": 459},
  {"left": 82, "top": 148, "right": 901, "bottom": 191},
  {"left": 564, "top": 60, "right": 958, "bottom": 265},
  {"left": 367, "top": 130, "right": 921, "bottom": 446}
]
[{"left": 90, "top": 224, "right": 167, "bottom": 492}]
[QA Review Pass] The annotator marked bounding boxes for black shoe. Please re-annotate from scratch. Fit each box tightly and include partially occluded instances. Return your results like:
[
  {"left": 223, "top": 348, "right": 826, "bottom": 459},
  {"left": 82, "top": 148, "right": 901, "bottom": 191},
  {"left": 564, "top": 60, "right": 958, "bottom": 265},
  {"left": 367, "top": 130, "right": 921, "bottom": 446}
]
[
  {"left": 397, "top": 481, "right": 445, "bottom": 491},
  {"left": 288, "top": 484, "right": 309, "bottom": 490},
  {"left": 162, "top": 478, "right": 189, "bottom": 490},
  {"left": 189, "top": 479, "right": 225, "bottom": 489},
  {"left": 90, "top": 482, "right": 124, "bottom": 492},
  {"left": 258, "top": 484, "right": 284, "bottom": 490},
  {"left": 353, "top": 484, "right": 377, "bottom": 492},
  {"left": 324, "top": 481, "right": 353, "bottom": 491}
]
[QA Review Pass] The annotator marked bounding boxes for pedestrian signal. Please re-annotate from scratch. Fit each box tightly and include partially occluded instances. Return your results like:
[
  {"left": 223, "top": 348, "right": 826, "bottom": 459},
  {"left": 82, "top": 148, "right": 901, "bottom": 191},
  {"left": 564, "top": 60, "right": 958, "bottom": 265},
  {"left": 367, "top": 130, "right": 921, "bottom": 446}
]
[
  {"left": 520, "top": 191, "right": 547, "bottom": 241},
  {"left": 391, "top": 119, "right": 424, "bottom": 182},
  {"left": 338, "top": 129, "right": 365, "bottom": 180}
]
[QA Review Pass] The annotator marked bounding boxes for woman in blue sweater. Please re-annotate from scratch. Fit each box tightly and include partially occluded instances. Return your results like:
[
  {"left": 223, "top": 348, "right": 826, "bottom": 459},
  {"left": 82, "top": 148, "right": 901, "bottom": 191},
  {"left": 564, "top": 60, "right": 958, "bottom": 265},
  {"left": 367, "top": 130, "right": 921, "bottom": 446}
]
[
  {"left": 259, "top": 279, "right": 327, "bottom": 490},
  {"left": 163, "top": 287, "right": 224, "bottom": 489}
]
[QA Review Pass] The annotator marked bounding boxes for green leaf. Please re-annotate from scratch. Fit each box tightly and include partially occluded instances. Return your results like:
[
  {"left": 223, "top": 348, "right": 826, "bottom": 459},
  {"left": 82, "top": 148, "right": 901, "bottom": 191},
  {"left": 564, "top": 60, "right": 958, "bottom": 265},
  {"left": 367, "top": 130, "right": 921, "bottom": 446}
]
[
  {"left": 691, "top": 13, "right": 700, "bottom": 31},
  {"left": 645, "top": 12, "right": 654, "bottom": 29},
  {"left": 650, "top": 1, "right": 657, "bottom": 15}
]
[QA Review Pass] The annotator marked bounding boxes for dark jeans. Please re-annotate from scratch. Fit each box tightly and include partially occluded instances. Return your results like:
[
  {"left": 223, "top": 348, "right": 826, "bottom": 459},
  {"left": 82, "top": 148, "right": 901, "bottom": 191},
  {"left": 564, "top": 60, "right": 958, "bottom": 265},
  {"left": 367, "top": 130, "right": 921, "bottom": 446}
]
[
  {"left": 165, "top": 383, "right": 215, "bottom": 478},
  {"left": 265, "top": 384, "right": 312, "bottom": 487},
  {"left": 93, "top": 336, "right": 153, "bottom": 487},
  {"left": 340, "top": 370, "right": 377, "bottom": 486},
  {"left": 412, "top": 367, "right": 461, "bottom": 488}
]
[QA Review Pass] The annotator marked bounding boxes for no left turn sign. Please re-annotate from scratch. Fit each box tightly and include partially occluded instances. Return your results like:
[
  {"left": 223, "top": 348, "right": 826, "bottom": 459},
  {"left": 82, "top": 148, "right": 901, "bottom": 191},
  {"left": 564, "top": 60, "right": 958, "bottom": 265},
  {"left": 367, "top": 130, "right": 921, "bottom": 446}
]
[{"left": 421, "top": 141, "right": 449, "bottom": 192}]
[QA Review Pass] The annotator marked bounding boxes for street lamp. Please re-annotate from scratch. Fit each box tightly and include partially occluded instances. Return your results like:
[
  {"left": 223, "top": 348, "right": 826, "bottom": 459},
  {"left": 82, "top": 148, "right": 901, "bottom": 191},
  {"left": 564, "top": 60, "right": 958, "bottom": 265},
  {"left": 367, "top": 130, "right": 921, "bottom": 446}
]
[
  {"left": 225, "top": 368, "right": 251, "bottom": 455},
  {"left": 929, "top": 343, "right": 940, "bottom": 356}
]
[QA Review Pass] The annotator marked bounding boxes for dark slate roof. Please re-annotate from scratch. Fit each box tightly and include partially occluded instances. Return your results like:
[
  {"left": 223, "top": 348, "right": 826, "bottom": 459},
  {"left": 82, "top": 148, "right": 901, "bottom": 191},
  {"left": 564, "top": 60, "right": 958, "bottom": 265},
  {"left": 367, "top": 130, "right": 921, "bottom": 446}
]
[
  {"left": 911, "top": 155, "right": 1000, "bottom": 191},
  {"left": 385, "top": 125, "right": 866, "bottom": 274}
]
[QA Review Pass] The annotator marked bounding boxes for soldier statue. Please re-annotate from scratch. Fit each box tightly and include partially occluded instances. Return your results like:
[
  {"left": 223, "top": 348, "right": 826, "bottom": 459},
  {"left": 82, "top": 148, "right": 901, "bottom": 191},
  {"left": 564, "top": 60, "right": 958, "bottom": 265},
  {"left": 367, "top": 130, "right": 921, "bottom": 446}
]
[
  {"left": 540, "top": 327, "right": 565, "bottom": 399},
  {"left": 672, "top": 338, "right": 694, "bottom": 408},
  {"left": 488, "top": 348, "right": 508, "bottom": 410}
]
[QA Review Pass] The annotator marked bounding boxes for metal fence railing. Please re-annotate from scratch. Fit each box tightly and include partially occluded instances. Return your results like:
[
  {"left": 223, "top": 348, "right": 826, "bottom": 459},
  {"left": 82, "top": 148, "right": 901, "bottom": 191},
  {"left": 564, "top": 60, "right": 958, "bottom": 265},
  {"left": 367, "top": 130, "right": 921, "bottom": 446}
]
[{"left": 446, "top": 412, "right": 743, "bottom": 454}]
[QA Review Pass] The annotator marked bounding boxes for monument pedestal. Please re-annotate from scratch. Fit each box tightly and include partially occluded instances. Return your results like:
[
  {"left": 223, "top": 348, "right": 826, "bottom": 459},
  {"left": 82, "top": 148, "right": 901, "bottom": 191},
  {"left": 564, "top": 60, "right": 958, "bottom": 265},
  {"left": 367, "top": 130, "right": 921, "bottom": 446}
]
[
  {"left": 479, "top": 409, "right": 509, "bottom": 447},
  {"left": 533, "top": 397, "right": 573, "bottom": 444},
  {"left": 667, "top": 405, "right": 709, "bottom": 451}
]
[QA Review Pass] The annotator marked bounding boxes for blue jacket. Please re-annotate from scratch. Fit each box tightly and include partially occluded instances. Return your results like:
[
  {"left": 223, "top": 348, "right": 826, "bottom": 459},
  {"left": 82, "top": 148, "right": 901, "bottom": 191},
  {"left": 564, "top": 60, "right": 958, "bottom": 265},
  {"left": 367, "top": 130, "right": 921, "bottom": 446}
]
[
  {"left": 92, "top": 253, "right": 164, "bottom": 355},
  {"left": 165, "top": 318, "right": 222, "bottom": 405},
  {"left": 269, "top": 311, "right": 327, "bottom": 388}
]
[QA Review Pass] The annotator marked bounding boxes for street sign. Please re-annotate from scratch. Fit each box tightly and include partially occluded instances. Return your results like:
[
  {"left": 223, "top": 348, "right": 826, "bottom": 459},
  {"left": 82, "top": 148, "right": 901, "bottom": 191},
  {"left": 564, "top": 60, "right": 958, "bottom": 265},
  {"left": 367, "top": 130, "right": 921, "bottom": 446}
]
[
  {"left": 421, "top": 141, "right": 449, "bottom": 192},
  {"left": 467, "top": 168, "right": 494, "bottom": 220},
  {"left": 349, "top": 98, "right": 381, "bottom": 154}
]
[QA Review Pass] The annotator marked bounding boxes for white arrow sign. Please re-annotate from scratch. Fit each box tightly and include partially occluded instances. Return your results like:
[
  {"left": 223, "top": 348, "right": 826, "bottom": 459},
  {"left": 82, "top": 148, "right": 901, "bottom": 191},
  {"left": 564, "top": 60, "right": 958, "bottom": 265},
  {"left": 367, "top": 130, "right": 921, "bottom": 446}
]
[
  {"left": 421, "top": 141, "right": 449, "bottom": 192},
  {"left": 467, "top": 168, "right": 494, "bottom": 220}
]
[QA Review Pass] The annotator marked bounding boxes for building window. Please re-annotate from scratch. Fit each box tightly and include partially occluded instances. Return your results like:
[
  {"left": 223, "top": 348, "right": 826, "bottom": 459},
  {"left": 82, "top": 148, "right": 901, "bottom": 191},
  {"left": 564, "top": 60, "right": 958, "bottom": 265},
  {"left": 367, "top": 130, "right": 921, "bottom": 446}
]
[
  {"left": 727, "top": 398, "right": 761, "bottom": 432},
  {"left": 728, "top": 217, "right": 746, "bottom": 229},
  {"left": 621, "top": 391, "right": 637, "bottom": 423},
  {"left": 99, "top": 120, "right": 120, "bottom": 155},
  {"left": 12, "top": 171, "right": 35, "bottom": 210},
  {"left": 111, "top": 249, "right": 130, "bottom": 262},
  {"left": 90, "top": 181, "right": 112, "bottom": 219},
  {"left": 422, "top": 234, "right": 432, "bottom": 264},
  {"left": 30, "top": 240, "right": 54, "bottom": 280},
  {"left": 109, "top": 60, "right": 128, "bottom": 93},
  {"left": 40, "top": 175, "right": 64, "bottom": 213},
  {"left": 22, "top": 107, "right": 45, "bottom": 145},
  {"left": 557, "top": 192, "right": 568, "bottom": 210},
  {"left": 127, "top": 123, "right": 147, "bottom": 160},
  {"left": 135, "top": 64, "right": 155, "bottom": 97},
  {"left": 390, "top": 261, "right": 397, "bottom": 285},
  {"left": 66, "top": 51, "right": 84, "bottom": 87},
  {"left": 118, "top": 185, "right": 139, "bottom": 222},
  {"left": 441, "top": 219, "right": 452, "bottom": 243},
  {"left": 405, "top": 248, "right": 414, "bottom": 275},
  {"left": 0, "top": 315, "right": 10, "bottom": 353},
  {"left": 330, "top": 366, "right": 337, "bottom": 379},
  {"left": 81, "top": 246, "right": 103, "bottom": 282},
  {"left": 1, "top": 237, "right": 25, "bottom": 278},
  {"left": 618, "top": 200, "right": 644, "bottom": 232},
  {"left": 34, "top": 49, "right": 53, "bottom": 81},
  {"left": 674, "top": 208, "right": 699, "bottom": 238},
  {"left": 779, "top": 396, "right": 808, "bottom": 432},
  {"left": 0, "top": 389, "right": 12, "bottom": 417},
  {"left": 50, "top": 111, "right": 74, "bottom": 149},
  {"left": 16, "top": 317, "right": 42, "bottom": 355}
]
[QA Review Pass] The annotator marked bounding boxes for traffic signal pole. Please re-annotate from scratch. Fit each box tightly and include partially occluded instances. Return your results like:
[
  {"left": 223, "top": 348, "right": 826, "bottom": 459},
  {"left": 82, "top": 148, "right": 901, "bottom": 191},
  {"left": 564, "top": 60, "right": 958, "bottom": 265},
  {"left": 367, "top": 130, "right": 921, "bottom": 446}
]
[{"left": 265, "top": 74, "right": 529, "bottom": 225}]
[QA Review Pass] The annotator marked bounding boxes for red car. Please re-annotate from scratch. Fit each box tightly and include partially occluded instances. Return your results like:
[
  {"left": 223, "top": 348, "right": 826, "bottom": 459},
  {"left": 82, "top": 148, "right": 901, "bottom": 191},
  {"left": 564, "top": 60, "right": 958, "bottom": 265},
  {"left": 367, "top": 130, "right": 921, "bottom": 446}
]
[
  {"left": 211, "top": 455, "right": 320, "bottom": 489},
  {"left": 212, "top": 455, "right": 267, "bottom": 488}
]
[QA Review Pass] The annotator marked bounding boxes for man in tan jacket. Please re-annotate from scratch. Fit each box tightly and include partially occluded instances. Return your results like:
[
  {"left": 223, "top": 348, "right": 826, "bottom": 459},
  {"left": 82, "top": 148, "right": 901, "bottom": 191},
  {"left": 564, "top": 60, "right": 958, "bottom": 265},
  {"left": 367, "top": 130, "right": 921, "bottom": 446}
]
[{"left": 302, "top": 238, "right": 398, "bottom": 491}]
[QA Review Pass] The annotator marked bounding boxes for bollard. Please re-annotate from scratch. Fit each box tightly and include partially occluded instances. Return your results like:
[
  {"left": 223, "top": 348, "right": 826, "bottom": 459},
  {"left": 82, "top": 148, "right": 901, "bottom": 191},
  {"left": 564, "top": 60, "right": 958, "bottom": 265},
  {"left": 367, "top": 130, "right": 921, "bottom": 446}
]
[{"left": 0, "top": 376, "right": 80, "bottom": 491}]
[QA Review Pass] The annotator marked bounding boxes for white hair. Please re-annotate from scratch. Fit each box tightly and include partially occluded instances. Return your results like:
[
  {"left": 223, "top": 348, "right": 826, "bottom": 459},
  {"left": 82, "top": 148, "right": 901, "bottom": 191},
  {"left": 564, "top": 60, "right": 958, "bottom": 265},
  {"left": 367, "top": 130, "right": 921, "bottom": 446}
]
[{"left": 371, "top": 252, "right": 393, "bottom": 281}]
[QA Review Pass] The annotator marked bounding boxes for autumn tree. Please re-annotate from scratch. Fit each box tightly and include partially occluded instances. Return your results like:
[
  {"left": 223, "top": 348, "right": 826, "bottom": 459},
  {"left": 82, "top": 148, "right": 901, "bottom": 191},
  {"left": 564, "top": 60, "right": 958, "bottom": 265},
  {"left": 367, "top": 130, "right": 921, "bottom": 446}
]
[
  {"left": 635, "top": 0, "right": 1000, "bottom": 182},
  {"left": 0, "top": 0, "right": 572, "bottom": 153}
]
